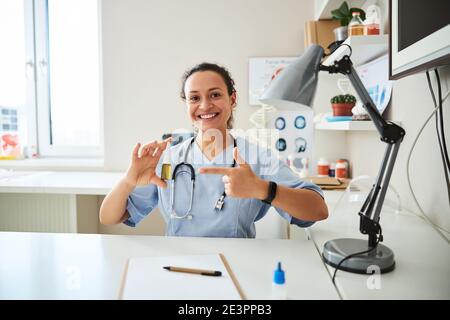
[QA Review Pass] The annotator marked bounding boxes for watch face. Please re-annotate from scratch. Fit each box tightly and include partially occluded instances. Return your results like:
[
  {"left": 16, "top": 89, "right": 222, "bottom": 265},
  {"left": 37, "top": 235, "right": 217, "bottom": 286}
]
[
  {"left": 275, "top": 138, "right": 287, "bottom": 151},
  {"left": 294, "top": 115, "right": 306, "bottom": 129},
  {"left": 275, "top": 117, "right": 286, "bottom": 130}
]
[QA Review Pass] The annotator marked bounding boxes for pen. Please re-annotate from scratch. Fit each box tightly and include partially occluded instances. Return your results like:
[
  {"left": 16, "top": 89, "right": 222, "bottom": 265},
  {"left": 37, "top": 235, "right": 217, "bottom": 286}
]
[{"left": 163, "top": 266, "right": 222, "bottom": 277}]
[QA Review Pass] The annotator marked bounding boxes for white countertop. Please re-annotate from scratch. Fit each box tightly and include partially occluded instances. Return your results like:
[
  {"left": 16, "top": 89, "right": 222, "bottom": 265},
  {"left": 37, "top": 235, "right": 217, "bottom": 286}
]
[
  {"left": 0, "top": 232, "right": 339, "bottom": 300},
  {"left": 292, "top": 190, "right": 450, "bottom": 299},
  {"left": 0, "top": 171, "right": 123, "bottom": 195}
]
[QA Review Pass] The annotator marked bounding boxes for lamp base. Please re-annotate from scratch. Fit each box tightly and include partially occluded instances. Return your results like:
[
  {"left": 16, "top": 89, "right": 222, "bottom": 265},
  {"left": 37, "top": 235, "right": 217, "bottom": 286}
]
[{"left": 322, "top": 238, "right": 395, "bottom": 274}]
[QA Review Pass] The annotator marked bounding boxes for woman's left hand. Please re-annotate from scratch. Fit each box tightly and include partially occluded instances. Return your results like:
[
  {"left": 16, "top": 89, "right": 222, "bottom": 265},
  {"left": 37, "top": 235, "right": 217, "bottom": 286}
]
[{"left": 199, "top": 148, "right": 268, "bottom": 200}]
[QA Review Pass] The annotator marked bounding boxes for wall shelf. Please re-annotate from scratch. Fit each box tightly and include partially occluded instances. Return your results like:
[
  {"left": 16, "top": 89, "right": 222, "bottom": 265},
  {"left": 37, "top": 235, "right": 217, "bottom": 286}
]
[
  {"left": 315, "top": 120, "right": 375, "bottom": 131},
  {"left": 315, "top": 120, "right": 402, "bottom": 131},
  {"left": 322, "top": 35, "right": 388, "bottom": 67}
]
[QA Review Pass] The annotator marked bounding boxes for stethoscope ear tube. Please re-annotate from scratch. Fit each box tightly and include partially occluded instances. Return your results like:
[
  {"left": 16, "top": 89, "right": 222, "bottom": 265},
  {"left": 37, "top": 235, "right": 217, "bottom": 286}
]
[
  {"left": 169, "top": 136, "right": 237, "bottom": 220},
  {"left": 172, "top": 162, "right": 195, "bottom": 180},
  {"left": 170, "top": 163, "right": 196, "bottom": 220}
]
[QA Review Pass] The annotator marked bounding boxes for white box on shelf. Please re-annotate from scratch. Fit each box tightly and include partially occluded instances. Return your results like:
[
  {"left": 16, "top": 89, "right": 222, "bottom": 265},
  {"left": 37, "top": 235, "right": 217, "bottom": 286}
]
[{"left": 322, "top": 35, "right": 388, "bottom": 67}]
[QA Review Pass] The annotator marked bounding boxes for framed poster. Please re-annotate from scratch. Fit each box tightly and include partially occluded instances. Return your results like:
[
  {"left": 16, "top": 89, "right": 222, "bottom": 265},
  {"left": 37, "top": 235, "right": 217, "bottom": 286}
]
[{"left": 248, "top": 57, "right": 296, "bottom": 106}]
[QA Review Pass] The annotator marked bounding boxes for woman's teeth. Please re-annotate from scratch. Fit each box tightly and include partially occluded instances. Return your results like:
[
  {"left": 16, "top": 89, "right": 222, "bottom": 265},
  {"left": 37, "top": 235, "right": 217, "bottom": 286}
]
[{"left": 199, "top": 113, "right": 218, "bottom": 119}]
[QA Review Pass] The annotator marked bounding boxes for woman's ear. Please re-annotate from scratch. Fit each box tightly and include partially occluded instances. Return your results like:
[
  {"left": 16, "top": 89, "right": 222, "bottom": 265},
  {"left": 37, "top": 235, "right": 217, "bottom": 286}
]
[{"left": 231, "top": 91, "right": 237, "bottom": 108}]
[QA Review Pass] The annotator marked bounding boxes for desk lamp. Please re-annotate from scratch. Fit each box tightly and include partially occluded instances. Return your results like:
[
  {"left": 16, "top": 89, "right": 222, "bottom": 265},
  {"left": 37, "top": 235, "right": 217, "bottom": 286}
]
[{"left": 260, "top": 44, "right": 405, "bottom": 274}]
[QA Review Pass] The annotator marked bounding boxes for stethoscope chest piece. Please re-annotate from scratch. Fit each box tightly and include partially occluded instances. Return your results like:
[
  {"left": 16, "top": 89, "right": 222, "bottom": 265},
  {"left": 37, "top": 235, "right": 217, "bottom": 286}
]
[{"left": 214, "top": 193, "right": 226, "bottom": 211}]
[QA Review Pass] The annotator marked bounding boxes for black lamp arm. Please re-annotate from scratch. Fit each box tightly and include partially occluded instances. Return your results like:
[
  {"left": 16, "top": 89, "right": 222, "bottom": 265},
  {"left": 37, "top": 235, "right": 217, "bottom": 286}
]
[{"left": 319, "top": 54, "right": 406, "bottom": 247}]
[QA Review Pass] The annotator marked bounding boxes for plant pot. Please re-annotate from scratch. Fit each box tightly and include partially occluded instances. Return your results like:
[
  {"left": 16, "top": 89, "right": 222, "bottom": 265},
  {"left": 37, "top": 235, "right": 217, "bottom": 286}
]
[
  {"left": 332, "top": 103, "right": 354, "bottom": 116},
  {"left": 333, "top": 26, "right": 348, "bottom": 41}
]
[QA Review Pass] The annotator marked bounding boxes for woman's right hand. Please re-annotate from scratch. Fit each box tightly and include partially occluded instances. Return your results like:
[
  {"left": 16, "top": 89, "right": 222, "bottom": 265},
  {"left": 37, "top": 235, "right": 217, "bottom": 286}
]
[{"left": 125, "top": 139, "right": 171, "bottom": 188}]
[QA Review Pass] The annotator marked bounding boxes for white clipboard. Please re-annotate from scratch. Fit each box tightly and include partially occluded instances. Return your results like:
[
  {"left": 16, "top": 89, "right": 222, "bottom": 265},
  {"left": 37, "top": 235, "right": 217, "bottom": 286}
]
[{"left": 119, "top": 253, "right": 245, "bottom": 300}]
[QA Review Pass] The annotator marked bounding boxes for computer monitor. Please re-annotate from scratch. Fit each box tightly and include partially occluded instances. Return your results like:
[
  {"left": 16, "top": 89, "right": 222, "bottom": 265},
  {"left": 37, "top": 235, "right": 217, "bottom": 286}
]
[{"left": 389, "top": 0, "right": 450, "bottom": 79}]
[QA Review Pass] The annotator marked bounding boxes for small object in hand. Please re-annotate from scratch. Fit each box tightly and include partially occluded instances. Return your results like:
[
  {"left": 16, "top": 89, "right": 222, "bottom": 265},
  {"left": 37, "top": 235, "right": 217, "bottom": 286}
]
[
  {"left": 161, "top": 163, "right": 172, "bottom": 180},
  {"left": 161, "top": 146, "right": 172, "bottom": 180}
]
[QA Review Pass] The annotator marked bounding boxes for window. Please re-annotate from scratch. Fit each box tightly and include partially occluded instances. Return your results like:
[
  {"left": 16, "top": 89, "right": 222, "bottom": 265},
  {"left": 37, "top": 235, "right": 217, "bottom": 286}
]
[
  {"left": 0, "top": 0, "right": 102, "bottom": 158},
  {"left": 0, "top": 0, "right": 33, "bottom": 158}
]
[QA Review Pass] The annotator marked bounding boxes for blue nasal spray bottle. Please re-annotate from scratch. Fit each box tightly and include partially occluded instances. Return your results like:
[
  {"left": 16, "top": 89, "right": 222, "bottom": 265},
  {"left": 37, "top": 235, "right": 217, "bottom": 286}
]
[{"left": 272, "top": 262, "right": 287, "bottom": 299}]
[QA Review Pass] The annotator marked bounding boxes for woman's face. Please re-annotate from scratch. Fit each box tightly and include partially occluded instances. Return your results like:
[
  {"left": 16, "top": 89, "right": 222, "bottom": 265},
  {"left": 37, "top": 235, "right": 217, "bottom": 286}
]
[{"left": 184, "top": 71, "right": 236, "bottom": 133}]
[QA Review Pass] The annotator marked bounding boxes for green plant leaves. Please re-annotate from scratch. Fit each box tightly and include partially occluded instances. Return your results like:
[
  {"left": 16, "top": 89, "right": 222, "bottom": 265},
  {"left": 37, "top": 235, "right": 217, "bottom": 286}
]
[
  {"left": 331, "top": 1, "right": 365, "bottom": 27},
  {"left": 341, "top": 17, "right": 350, "bottom": 26},
  {"left": 331, "top": 94, "right": 356, "bottom": 104},
  {"left": 339, "top": 2, "right": 350, "bottom": 16},
  {"left": 331, "top": 9, "right": 345, "bottom": 19}
]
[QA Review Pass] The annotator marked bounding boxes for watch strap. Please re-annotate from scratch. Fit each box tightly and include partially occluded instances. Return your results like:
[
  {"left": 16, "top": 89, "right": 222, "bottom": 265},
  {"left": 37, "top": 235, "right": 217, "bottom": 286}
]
[{"left": 262, "top": 181, "right": 277, "bottom": 205}]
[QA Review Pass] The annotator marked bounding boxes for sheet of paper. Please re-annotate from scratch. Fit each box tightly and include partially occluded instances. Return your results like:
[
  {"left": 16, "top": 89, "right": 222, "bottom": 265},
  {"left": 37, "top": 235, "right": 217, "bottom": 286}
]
[
  {"left": 121, "top": 254, "right": 241, "bottom": 300},
  {"left": 356, "top": 54, "right": 393, "bottom": 115}
]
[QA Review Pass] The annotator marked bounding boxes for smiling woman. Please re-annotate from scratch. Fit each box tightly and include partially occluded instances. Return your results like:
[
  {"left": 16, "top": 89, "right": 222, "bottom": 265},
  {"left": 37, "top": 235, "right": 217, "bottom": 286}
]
[
  {"left": 99, "top": 62, "right": 328, "bottom": 238},
  {"left": 180, "top": 62, "right": 237, "bottom": 134}
]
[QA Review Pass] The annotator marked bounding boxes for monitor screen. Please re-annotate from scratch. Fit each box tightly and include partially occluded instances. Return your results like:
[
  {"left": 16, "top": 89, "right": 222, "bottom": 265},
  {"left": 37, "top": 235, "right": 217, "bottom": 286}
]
[{"left": 390, "top": 0, "right": 450, "bottom": 79}]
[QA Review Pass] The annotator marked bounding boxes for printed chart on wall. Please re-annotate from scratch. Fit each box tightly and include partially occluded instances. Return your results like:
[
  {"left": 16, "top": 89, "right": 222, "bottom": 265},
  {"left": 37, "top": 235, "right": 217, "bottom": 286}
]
[
  {"left": 248, "top": 57, "right": 296, "bottom": 106},
  {"left": 356, "top": 54, "right": 393, "bottom": 115},
  {"left": 268, "top": 109, "right": 313, "bottom": 173}
]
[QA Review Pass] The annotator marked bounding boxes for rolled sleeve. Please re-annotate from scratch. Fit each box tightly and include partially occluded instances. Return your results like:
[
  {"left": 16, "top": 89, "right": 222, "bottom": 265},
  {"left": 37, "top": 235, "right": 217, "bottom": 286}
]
[
  {"left": 259, "top": 149, "right": 324, "bottom": 228},
  {"left": 123, "top": 184, "right": 159, "bottom": 227}
]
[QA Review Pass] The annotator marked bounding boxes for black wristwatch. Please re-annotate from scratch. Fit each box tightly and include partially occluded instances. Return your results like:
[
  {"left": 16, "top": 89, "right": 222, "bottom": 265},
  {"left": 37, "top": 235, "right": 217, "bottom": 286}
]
[{"left": 262, "top": 181, "right": 277, "bottom": 205}]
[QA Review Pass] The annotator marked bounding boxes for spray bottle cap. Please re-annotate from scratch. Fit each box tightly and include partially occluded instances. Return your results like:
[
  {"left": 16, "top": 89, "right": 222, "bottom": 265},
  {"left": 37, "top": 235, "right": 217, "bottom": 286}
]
[
  {"left": 162, "top": 142, "right": 172, "bottom": 163},
  {"left": 365, "top": 5, "right": 381, "bottom": 25},
  {"left": 273, "top": 262, "right": 285, "bottom": 285}
]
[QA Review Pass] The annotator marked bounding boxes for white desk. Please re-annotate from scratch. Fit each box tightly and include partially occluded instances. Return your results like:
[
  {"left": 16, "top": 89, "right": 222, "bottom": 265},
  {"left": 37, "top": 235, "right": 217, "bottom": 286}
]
[
  {"left": 0, "top": 232, "right": 339, "bottom": 300},
  {"left": 0, "top": 171, "right": 123, "bottom": 233},
  {"left": 291, "top": 190, "right": 450, "bottom": 299},
  {"left": 0, "top": 171, "right": 287, "bottom": 238},
  {"left": 0, "top": 171, "right": 123, "bottom": 195}
]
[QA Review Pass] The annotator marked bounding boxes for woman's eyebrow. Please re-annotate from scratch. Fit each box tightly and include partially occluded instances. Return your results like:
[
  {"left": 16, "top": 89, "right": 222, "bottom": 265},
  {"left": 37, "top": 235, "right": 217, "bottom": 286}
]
[{"left": 188, "top": 87, "right": 223, "bottom": 94}]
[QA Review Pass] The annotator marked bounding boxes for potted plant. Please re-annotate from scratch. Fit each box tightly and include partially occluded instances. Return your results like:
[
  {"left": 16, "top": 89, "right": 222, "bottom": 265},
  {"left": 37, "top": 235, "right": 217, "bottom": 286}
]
[
  {"left": 331, "top": 94, "right": 356, "bottom": 116},
  {"left": 331, "top": 1, "right": 366, "bottom": 41}
]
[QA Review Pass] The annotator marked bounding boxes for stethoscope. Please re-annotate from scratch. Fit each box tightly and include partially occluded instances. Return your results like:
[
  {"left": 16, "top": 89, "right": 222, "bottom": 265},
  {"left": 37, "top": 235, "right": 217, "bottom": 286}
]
[{"left": 169, "top": 136, "right": 237, "bottom": 220}]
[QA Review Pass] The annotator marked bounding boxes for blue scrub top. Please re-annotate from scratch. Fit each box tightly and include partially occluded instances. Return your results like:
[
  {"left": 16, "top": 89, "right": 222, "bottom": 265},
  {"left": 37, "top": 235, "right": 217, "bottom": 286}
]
[{"left": 124, "top": 136, "right": 323, "bottom": 238}]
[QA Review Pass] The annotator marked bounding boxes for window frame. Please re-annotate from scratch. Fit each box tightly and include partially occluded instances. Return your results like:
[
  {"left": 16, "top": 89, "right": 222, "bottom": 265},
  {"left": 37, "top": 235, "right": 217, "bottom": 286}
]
[
  {"left": 33, "top": 0, "right": 103, "bottom": 158},
  {"left": 24, "top": 0, "right": 38, "bottom": 152}
]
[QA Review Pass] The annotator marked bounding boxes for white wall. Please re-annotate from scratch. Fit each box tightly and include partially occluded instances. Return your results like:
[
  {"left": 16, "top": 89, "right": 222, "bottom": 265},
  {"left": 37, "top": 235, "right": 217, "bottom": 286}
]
[
  {"left": 102, "top": 0, "right": 314, "bottom": 170},
  {"left": 310, "top": 73, "right": 350, "bottom": 174},
  {"left": 100, "top": 0, "right": 316, "bottom": 237}
]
